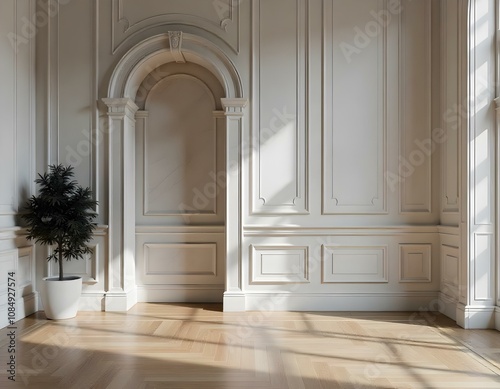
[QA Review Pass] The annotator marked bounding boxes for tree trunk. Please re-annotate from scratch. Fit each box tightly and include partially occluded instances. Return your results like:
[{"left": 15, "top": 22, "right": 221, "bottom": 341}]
[{"left": 58, "top": 242, "right": 64, "bottom": 281}]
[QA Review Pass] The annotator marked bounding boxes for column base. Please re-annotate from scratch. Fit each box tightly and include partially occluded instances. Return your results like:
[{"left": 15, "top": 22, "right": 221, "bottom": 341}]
[
  {"left": 456, "top": 303, "right": 496, "bottom": 329},
  {"left": 223, "top": 291, "right": 246, "bottom": 312},
  {"left": 104, "top": 287, "right": 137, "bottom": 312}
]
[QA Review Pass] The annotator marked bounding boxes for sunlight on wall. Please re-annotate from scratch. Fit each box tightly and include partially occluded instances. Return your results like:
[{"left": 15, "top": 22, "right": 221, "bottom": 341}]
[{"left": 260, "top": 121, "right": 297, "bottom": 205}]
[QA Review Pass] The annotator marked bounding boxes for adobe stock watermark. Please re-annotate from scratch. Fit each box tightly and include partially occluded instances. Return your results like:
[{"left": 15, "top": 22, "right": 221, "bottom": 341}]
[
  {"left": 16, "top": 327, "right": 80, "bottom": 385},
  {"left": 385, "top": 128, "right": 447, "bottom": 193},
  {"left": 339, "top": 0, "right": 405, "bottom": 64},
  {"left": 385, "top": 71, "right": 492, "bottom": 194},
  {"left": 178, "top": 106, "right": 295, "bottom": 220},
  {"left": 8, "top": 0, "right": 73, "bottom": 53},
  {"left": 65, "top": 115, "right": 109, "bottom": 167}
]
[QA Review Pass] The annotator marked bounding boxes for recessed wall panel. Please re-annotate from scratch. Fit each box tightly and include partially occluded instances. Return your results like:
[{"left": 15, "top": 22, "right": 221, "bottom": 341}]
[
  {"left": 251, "top": 0, "right": 307, "bottom": 214},
  {"left": 323, "top": 246, "right": 388, "bottom": 283},
  {"left": 59, "top": 0, "right": 95, "bottom": 188},
  {"left": 323, "top": 0, "right": 387, "bottom": 214},
  {"left": 112, "top": 0, "right": 240, "bottom": 53},
  {"left": 399, "top": 244, "right": 431, "bottom": 282},
  {"left": 441, "top": 245, "right": 459, "bottom": 299},
  {"left": 0, "top": 0, "right": 16, "bottom": 215},
  {"left": 145, "top": 244, "right": 217, "bottom": 276},
  {"left": 441, "top": 0, "right": 460, "bottom": 213},
  {"left": 251, "top": 246, "right": 308, "bottom": 284},
  {"left": 144, "top": 76, "right": 217, "bottom": 215},
  {"left": 400, "top": 0, "right": 432, "bottom": 213},
  {"left": 473, "top": 233, "right": 493, "bottom": 301}
]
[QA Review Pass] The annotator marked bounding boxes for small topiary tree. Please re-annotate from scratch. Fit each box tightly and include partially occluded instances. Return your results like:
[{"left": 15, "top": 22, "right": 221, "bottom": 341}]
[{"left": 22, "top": 164, "right": 98, "bottom": 281}]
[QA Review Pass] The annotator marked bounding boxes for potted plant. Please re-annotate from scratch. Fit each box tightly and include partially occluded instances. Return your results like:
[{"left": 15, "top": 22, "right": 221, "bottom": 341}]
[{"left": 22, "top": 164, "right": 97, "bottom": 319}]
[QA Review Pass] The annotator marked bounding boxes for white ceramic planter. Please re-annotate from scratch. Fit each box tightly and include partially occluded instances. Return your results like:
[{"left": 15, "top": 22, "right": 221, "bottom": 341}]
[{"left": 40, "top": 276, "right": 82, "bottom": 320}]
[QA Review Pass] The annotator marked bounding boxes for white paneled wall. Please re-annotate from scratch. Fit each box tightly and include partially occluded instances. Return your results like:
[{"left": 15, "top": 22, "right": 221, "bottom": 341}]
[
  {"left": 25, "top": 0, "right": 498, "bottom": 326},
  {"left": 323, "top": 0, "right": 388, "bottom": 215},
  {"left": 242, "top": 0, "right": 441, "bottom": 310},
  {"left": 460, "top": 0, "right": 497, "bottom": 329},
  {"left": 251, "top": 0, "right": 307, "bottom": 215},
  {"left": 36, "top": 0, "right": 443, "bottom": 312},
  {"left": 0, "top": 0, "right": 37, "bottom": 327}
]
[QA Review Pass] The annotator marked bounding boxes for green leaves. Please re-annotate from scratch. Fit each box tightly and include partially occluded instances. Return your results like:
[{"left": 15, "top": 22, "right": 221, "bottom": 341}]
[{"left": 22, "top": 164, "right": 98, "bottom": 280}]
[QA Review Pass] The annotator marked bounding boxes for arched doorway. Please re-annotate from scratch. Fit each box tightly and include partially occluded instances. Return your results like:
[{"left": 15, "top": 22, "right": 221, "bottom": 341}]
[{"left": 102, "top": 32, "right": 247, "bottom": 311}]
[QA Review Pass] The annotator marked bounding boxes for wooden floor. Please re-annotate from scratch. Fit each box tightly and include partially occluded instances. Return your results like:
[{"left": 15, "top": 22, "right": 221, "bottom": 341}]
[{"left": 1, "top": 304, "right": 500, "bottom": 388}]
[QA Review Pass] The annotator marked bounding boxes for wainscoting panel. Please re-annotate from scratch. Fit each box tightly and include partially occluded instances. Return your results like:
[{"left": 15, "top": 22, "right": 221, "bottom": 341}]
[
  {"left": 243, "top": 230, "right": 439, "bottom": 308},
  {"left": 250, "top": 245, "right": 309, "bottom": 284},
  {"left": 473, "top": 233, "right": 494, "bottom": 303},
  {"left": 17, "top": 247, "right": 34, "bottom": 298},
  {"left": 441, "top": 244, "right": 459, "bottom": 300},
  {"left": 399, "top": 244, "right": 431, "bottom": 282},
  {"left": 136, "top": 228, "right": 225, "bottom": 302},
  {"left": 144, "top": 243, "right": 217, "bottom": 279},
  {"left": 323, "top": 246, "right": 388, "bottom": 283}
]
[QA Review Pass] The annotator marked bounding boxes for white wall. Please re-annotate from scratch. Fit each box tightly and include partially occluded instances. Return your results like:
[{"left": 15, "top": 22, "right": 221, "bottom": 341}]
[
  {"left": 438, "top": 0, "right": 463, "bottom": 321},
  {"left": 243, "top": 0, "right": 441, "bottom": 310},
  {"left": 0, "top": 0, "right": 37, "bottom": 327},
  {"left": 460, "top": 0, "right": 497, "bottom": 329},
  {"left": 33, "top": 0, "right": 476, "bottom": 315}
]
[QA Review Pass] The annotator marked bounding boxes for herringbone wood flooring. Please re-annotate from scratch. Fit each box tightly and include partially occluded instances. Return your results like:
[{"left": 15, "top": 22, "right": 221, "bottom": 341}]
[{"left": 1, "top": 304, "right": 500, "bottom": 388}]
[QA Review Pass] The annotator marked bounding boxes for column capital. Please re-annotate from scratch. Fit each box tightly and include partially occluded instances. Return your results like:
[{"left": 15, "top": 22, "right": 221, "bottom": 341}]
[
  {"left": 102, "top": 98, "right": 139, "bottom": 120},
  {"left": 221, "top": 98, "right": 248, "bottom": 116},
  {"left": 135, "top": 110, "right": 149, "bottom": 119}
]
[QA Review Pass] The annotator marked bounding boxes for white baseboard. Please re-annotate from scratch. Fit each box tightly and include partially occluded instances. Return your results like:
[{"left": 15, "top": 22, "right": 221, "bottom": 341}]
[
  {"left": 244, "top": 292, "right": 440, "bottom": 311},
  {"left": 456, "top": 303, "right": 496, "bottom": 329},
  {"left": 438, "top": 292, "right": 457, "bottom": 321},
  {"left": 104, "top": 287, "right": 137, "bottom": 311},
  {"left": 495, "top": 307, "right": 500, "bottom": 331},
  {"left": 16, "top": 292, "right": 38, "bottom": 320},
  {"left": 78, "top": 293, "right": 105, "bottom": 311},
  {"left": 223, "top": 291, "right": 246, "bottom": 312},
  {"left": 137, "top": 285, "right": 223, "bottom": 303}
]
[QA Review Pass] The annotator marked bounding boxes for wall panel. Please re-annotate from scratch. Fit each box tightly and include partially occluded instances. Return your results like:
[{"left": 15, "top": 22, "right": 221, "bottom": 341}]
[
  {"left": 135, "top": 228, "right": 225, "bottom": 302},
  {"left": 144, "top": 243, "right": 217, "bottom": 278},
  {"left": 399, "top": 244, "right": 431, "bottom": 282},
  {"left": 441, "top": 0, "right": 460, "bottom": 214},
  {"left": 251, "top": 246, "right": 309, "bottom": 284},
  {"left": 143, "top": 76, "right": 217, "bottom": 216},
  {"left": 441, "top": 244, "right": 459, "bottom": 300},
  {"left": 323, "top": 245, "right": 388, "bottom": 283},
  {"left": 111, "top": 0, "right": 240, "bottom": 53},
  {"left": 0, "top": 0, "right": 36, "bottom": 326},
  {"left": 251, "top": 0, "right": 308, "bottom": 215},
  {"left": 0, "top": 1, "right": 16, "bottom": 217},
  {"left": 323, "top": 0, "right": 387, "bottom": 214},
  {"left": 399, "top": 0, "right": 432, "bottom": 213},
  {"left": 30, "top": 0, "right": 445, "bottom": 313},
  {"left": 58, "top": 0, "right": 97, "bottom": 189}
]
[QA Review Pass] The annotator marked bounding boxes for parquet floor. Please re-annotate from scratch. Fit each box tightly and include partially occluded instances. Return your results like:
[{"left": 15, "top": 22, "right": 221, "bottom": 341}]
[{"left": 1, "top": 304, "right": 500, "bottom": 388}]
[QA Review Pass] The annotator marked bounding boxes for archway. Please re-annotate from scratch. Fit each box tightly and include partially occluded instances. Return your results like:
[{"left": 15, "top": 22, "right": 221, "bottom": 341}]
[{"left": 102, "top": 32, "right": 247, "bottom": 312}]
